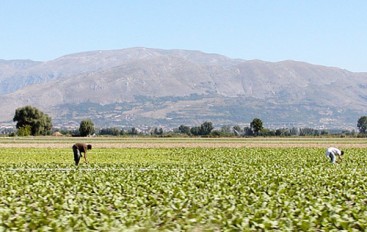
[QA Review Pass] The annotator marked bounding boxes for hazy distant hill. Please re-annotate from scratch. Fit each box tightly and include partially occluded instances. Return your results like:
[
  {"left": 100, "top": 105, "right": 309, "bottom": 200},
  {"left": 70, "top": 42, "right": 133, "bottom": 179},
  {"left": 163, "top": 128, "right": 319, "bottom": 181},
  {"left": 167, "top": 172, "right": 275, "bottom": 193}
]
[{"left": 1, "top": 48, "right": 367, "bottom": 129}]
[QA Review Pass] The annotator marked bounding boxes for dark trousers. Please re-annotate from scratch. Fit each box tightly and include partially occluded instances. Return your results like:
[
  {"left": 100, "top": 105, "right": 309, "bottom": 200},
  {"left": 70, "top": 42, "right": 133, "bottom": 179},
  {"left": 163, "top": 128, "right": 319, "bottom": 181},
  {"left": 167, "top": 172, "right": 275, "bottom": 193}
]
[{"left": 73, "top": 145, "right": 81, "bottom": 165}]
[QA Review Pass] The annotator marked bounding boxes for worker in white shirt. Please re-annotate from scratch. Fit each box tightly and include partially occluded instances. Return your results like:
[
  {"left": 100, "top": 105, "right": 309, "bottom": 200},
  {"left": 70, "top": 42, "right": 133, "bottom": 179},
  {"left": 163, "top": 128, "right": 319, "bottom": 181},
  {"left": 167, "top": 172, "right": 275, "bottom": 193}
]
[{"left": 325, "top": 147, "right": 344, "bottom": 164}]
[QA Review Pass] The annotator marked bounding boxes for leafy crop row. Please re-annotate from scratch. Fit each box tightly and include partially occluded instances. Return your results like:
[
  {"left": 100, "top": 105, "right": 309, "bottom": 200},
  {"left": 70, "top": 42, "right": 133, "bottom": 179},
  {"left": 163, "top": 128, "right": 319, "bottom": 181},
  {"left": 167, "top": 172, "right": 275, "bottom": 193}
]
[{"left": 1, "top": 147, "right": 367, "bottom": 231}]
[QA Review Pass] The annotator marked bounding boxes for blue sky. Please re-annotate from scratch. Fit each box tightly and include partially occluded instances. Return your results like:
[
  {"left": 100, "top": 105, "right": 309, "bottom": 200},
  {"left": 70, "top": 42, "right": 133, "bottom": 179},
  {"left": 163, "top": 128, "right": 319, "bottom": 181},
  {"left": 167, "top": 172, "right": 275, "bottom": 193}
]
[{"left": 1, "top": 0, "right": 366, "bottom": 72}]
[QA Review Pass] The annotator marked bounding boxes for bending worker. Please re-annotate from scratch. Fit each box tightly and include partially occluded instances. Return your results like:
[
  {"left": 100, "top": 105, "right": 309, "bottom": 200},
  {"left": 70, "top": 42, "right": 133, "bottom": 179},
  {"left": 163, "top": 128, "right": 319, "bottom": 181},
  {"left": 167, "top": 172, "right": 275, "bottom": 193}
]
[
  {"left": 72, "top": 143, "right": 92, "bottom": 165},
  {"left": 325, "top": 147, "right": 344, "bottom": 164}
]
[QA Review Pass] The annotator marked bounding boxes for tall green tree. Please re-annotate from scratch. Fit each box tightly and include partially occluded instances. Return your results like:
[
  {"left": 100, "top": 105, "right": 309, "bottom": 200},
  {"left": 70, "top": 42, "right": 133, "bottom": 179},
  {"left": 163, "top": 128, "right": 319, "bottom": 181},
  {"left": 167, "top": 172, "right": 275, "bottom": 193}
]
[
  {"left": 178, "top": 125, "right": 191, "bottom": 135},
  {"left": 152, "top": 127, "right": 163, "bottom": 136},
  {"left": 13, "top": 105, "right": 52, "bottom": 136},
  {"left": 357, "top": 116, "right": 367, "bottom": 134},
  {"left": 129, "top": 127, "right": 138, "bottom": 135},
  {"left": 250, "top": 118, "right": 263, "bottom": 136},
  {"left": 79, "top": 119, "right": 95, "bottom": 137},
  {"left": 190, "top": 126, "right": 200, "bottom": 136},
  {"left": 199, "top": 121, "right": 214, "bottom": 135},
  {"left": 99, "top": 127, "right": 121, "bottom": 136}
]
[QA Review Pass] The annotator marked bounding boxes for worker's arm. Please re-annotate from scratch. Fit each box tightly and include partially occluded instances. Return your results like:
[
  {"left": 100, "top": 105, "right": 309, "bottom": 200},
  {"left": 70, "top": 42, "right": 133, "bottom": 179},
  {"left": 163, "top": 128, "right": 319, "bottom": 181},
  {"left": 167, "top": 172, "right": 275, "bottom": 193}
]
[{"left": 84, "top": 152, "right": 88, "bottom": 163}]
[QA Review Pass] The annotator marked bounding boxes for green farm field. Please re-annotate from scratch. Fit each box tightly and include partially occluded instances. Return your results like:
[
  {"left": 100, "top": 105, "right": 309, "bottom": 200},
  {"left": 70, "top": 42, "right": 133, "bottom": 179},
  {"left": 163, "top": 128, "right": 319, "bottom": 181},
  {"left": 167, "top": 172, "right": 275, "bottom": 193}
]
[{"left": 1, "top": 137, "right": 367, "bottom": 231}]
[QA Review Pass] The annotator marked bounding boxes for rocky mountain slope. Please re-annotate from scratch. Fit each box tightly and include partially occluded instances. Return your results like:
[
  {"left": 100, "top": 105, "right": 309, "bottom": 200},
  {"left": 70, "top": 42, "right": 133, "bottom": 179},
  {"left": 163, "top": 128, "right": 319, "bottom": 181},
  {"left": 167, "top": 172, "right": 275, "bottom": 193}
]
[{"left": 1, "top": 48, "right": 366, "bottom": 129}]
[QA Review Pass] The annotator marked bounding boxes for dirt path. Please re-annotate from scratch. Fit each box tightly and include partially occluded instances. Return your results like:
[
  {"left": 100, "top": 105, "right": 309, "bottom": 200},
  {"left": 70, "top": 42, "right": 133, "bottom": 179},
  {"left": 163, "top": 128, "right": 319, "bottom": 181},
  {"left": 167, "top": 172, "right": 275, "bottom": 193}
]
[{"left": 0, "top": 141, "right": 366, "bottom": 148}]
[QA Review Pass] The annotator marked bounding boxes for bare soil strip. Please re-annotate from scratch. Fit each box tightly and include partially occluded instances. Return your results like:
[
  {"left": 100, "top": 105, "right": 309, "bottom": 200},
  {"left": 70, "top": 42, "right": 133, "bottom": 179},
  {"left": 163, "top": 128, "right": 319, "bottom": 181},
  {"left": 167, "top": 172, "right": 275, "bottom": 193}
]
[{"left": 0, "top": 138, "right": 366, "bottom": 148}]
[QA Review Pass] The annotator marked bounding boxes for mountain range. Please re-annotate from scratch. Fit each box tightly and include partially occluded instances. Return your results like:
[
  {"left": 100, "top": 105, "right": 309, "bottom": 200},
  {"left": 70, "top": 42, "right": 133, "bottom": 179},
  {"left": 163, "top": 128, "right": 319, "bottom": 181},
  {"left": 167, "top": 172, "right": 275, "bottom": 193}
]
[{"left": 1, "top": 47, "right": 367, "bottom": 130}]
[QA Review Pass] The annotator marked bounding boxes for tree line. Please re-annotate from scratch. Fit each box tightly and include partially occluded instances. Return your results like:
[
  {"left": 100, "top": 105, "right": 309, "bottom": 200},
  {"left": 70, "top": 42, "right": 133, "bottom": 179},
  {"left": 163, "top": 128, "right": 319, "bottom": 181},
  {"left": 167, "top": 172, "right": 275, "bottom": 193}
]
[{"left": 9, "top": 105, "right": 367, "bottom": 137}]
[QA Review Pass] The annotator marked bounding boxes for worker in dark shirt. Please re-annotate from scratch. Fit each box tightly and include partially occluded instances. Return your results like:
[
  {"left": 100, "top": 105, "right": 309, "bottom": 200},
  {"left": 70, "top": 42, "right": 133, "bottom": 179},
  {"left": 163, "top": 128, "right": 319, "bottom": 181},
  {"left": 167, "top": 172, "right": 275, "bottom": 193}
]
[{"left": 72, "top": 143, "right": 92, "bottom": 165}]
